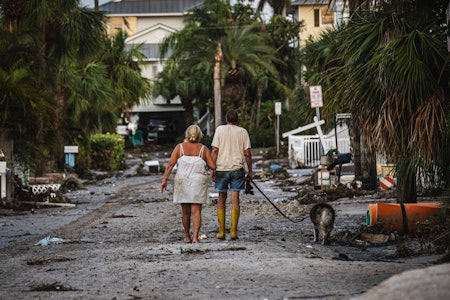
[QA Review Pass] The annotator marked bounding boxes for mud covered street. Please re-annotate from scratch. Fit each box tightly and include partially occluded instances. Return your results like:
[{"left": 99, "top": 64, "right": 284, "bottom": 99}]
[{"left": 0, "top": 166, "right": 449, "bottom": 299}]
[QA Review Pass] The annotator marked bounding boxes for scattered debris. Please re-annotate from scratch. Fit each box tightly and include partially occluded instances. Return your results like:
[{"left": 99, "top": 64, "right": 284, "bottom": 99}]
[
  {"left": 359, "top": 232, "right": 390, "bottom": 244},
  {"left": 31, "top": 281, "right": 78, "bottom": 292},
  {"left": 34, "top": 236, "right": 67, "bottom": 246},
  {"left": 112, "top": 214, "right": 135, "bottom": 218}
]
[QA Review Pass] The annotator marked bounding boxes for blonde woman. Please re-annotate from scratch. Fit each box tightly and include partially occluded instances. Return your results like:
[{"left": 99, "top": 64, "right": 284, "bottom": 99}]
[{"left": 161, "top": 125, "right": 216, "bottom": 243}]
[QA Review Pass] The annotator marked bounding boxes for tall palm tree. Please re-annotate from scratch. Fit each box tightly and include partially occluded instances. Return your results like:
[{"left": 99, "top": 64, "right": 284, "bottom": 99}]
[
  {"left": 10, "top": 0, "right": 108, "bottom": 170},
  {"left": 98, "top": 32, "right": 151, "bottom": 129},
  {"left": 1, "top": 0, "right": 151, "bottom": 173},
  {"left": 325, "top": 9, "right": 448, "bottom": 203},
  {"left": 159, "top": 0, "right": 282, "bottom": 128},
  {"left": 160, "top": 0, "right": 229, "bottom": 128},
  {"left": 220, "top": 24, "right": 281, "bottom": 109}
]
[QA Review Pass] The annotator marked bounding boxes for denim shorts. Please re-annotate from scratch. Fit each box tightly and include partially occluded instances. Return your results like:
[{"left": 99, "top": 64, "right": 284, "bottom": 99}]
[{"left": 215, "top": 169, "right": 246, "bottom": 192}]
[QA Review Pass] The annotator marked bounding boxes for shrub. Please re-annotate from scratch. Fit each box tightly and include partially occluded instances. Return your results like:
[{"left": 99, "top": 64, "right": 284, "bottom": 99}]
[
  {"left": 90, "top": 133, "right": 125, "bottom": 171},
  {"left": 249, "top": 128, "right": 275, "bottom": 148}
]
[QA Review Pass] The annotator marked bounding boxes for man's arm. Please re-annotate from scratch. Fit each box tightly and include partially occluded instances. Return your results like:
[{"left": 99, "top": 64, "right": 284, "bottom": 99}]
[
  {"left": 244, "top": 148, "right": 252, "bottom": 180},
  {"left": 211, "top": 146, "right": 219, "bottom": 180}
]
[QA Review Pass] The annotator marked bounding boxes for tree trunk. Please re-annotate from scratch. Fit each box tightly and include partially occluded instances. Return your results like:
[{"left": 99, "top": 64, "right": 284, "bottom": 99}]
[
  {"left": 350, "top": 118, "right": 362, "bottom": 182},
  {"left": 214, "top": 42, "right": 222, "bottom": 129},
  {"left": 54, "top": 90, "right": 66, "bottom": 171},
  {"left": 360, "top": 133, "right": 378, "bottom": 190},
  {"left": 255, "top": 84, "right": 263, "bottom": 129},
  {"left": 180, "top": 96, "right": 194, "bottom": 126},
  {"left": 350, "top": 119, "right": 379, "bottom": 190},
  {"left": 396, "top": 159, "right": 417, "bottom": 203}
]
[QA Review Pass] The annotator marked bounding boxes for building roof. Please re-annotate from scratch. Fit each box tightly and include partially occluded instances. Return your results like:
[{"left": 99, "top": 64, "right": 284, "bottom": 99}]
[
  {"left": 99, "top": 0, "right": 204, "bottom": 15},
  {"left": 290, "top": 0, "right": 329, "bottom": 6}
]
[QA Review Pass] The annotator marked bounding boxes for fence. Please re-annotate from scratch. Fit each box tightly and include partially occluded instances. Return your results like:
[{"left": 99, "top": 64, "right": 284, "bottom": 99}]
[{"left": 288, "top": 135, "right": 351, "bottom": 168}]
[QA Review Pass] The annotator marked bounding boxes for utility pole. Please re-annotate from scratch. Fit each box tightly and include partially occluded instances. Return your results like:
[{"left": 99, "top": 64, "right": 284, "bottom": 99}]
[{"left": 214, "top": 42, "right": 223, "bottom": 129}]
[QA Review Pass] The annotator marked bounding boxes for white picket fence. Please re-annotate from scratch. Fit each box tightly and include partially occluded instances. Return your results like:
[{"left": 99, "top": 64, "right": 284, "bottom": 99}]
[{"left": 288, "top": 135, "right": 351, "bottom": 169}]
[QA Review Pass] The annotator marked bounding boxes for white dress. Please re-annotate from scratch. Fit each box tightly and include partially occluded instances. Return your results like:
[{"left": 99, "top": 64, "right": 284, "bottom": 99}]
[{"left": 173, "top": 144, "right": 210, "bottom": 204}]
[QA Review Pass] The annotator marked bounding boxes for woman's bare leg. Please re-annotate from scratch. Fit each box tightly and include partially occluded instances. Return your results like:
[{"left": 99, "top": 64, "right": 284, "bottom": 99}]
[
  {"left": 181, "top": 204, "right": 191, "bottom": 243},
  {"left": 191, "top": 204, "right": 202, "bottom": 243}
]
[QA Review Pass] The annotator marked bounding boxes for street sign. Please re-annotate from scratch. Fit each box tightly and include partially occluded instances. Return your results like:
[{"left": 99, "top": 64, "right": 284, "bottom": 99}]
[
  {"left": 309, "top": 85, "right": 323, "bottom": 108},
  {"left": 275, "top": 102, "right": 282, "bottom": 115}
]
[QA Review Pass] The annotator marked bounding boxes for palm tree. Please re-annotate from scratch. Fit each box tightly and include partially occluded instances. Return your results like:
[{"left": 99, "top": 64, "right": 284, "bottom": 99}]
[
  {"left": 98, "top": 32, "right": 151, "bottom": 129},
  {"left": 324, "top": 7, "right": 449, "bottom": 202},
  {"left": 301, "top": 26, "right": 379, "bottom": 188},
  {"left": 159, "top": 0, "right": 282, "bottom": 128},
  {"left": 220, "top": 24, "right": 281, "bottom": 109},
  {"left": 1, "top": 0, "right": 152, "bottom": 173},
  {"left": 8, "top": 0, "right": 108, "bottom": 170}
]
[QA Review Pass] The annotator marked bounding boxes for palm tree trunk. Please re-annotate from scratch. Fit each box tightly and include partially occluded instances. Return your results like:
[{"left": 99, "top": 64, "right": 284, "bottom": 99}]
[
  {"left": 360, "top": 133, "right": 378, "bottom": 189},
  {"left": 255, "top": 85, "right": 263, "bottom": 129},
  {"left": 180, "top": 96, "right": 194, "bottom": 126},
  {"left": 351, "top": 118, "right": 362, "bottom": 182},
  {"left": 214, "top": 42, "right": 222, "bottom": 129},
  {"left": 351, "top": 119, "right": 378, "bottom": 190},
  {"left": 54, "top": 90, "right": 66, "bottom": 171},
  {"left": 396, "top": 158, "right": 417, "bottom": 203}
]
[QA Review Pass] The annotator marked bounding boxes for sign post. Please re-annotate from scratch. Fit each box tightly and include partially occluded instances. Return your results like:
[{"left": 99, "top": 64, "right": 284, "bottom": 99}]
[
  {"left": 309, "top": 85, "right": 323, "bottom": 119},
  {"left": 64, "top": 146, "right": 79, "bottom": 168},
  {"left": 310, "top": 85, "right": 324, "bottom": 154},
  {"left": 275, "top": 102, "right": 282, "bottom": 156}
]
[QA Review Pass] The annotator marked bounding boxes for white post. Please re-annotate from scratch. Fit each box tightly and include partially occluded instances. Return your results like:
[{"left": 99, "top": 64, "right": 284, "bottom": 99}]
[
  {"left": 314, "top": 116, "right": 328, "bottom": 154},
  {"left": 282, "top": 118, "right": 325, "bottom": 138},
  {"left": 0, "top": 161, "right": 6, "bottom": 199},
  {"left": 276, "top": 114, "right": 280, "bottom": 155},
  {"left": 275, "top": 102, "right": 282, "bottom": 156}
]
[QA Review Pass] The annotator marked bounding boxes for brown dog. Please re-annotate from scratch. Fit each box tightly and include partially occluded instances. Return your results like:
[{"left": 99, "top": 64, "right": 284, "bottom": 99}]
[{"left": 310, "top": 203, "right": 335, "bottom": 245}]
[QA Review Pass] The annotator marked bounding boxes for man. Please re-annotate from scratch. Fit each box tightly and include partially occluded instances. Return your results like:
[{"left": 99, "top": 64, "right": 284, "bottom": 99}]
[{"left": 211, "top": 110, "right": 252, "bottom": 240}]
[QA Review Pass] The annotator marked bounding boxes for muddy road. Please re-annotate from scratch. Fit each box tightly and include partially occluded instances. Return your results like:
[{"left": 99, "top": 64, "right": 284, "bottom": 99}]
[{"left": 1, "top": 168, "right": 448, "bottom": 300}]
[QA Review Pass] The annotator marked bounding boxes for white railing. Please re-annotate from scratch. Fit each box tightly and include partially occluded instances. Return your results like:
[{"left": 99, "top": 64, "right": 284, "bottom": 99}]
[
  {"left": 196, "top": 111, "right": 214, "bottom": 136},
  {"left": 288, "top": 135, "right": 351, "bottom": 168}
]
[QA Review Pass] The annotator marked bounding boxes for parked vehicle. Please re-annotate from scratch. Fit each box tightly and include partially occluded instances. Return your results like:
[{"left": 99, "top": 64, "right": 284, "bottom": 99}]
[{"left": 147, "top": 118, "right": 177, "bottom": 144}]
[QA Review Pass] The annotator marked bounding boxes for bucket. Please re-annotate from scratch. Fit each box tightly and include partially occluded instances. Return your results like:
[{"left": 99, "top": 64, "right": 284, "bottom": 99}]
[{"left": 366, "top": 202, "right": 448, "bottom": 234}]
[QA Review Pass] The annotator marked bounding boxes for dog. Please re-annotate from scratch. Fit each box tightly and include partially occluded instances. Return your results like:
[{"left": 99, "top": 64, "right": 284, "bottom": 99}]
[{"left": 310, "top": 203, "right": 335, "bottom": 245}]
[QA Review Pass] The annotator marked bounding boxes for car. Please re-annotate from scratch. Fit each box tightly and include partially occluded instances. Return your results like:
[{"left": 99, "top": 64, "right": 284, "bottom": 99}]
[{"left": 147, "top": 118, "right": 177, "bottom": 144}]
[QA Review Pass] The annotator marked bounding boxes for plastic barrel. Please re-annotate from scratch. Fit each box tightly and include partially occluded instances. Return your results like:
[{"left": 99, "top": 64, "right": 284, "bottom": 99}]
[{"left": 366, "top": 203, "right": 448, "bottom": 234}]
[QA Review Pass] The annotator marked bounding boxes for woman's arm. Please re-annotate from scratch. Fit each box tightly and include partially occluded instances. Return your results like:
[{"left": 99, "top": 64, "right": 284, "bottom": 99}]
[
  {"left": 161, "top": 144, "right": 180, "bottom": 192},
  {"left": 203, "top": 146, "right": 216, "bottom": 171}
]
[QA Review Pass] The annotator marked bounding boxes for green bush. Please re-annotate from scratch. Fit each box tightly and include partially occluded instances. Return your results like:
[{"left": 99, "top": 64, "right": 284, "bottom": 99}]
[{"left": 90, "top": 133, "right": 125, "bottom": 171}]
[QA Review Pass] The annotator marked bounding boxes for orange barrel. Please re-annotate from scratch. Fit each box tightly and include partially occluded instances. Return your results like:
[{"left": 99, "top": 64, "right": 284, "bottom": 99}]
[{"left": 366, "top": 203, "right": 448, "bottom": 234}]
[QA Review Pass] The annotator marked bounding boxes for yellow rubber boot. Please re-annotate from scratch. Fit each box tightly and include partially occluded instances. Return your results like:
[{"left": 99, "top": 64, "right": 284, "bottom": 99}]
[
  {"left": 230, "top": 208, "right": 240, "bottom": 240},
  {"left": 216, "top": 208, "right": 226, "bottom": 239}
]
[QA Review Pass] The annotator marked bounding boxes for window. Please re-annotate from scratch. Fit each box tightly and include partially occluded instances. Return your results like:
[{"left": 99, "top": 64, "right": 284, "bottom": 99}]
[
  {"left": 314, "top": 8, "right": 334, "bottom": 27},
  {"left": 314, "top": 9, "right": 320, "bottom": 27}
]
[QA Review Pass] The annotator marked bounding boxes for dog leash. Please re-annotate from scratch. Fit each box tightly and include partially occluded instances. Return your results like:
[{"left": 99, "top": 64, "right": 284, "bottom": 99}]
[{"left": 247, "top": 178, "right": 307, "bottom": 223}]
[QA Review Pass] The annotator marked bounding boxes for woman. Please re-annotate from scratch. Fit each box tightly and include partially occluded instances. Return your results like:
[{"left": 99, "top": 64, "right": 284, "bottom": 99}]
[{"left": 161, "top": 125, "right": 216, "bottom": 243}]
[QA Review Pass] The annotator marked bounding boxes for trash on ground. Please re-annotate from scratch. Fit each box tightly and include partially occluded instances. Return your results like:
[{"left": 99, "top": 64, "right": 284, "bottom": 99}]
[{"left": 34, "top": 236, "right": 66, "bottom": 246}]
